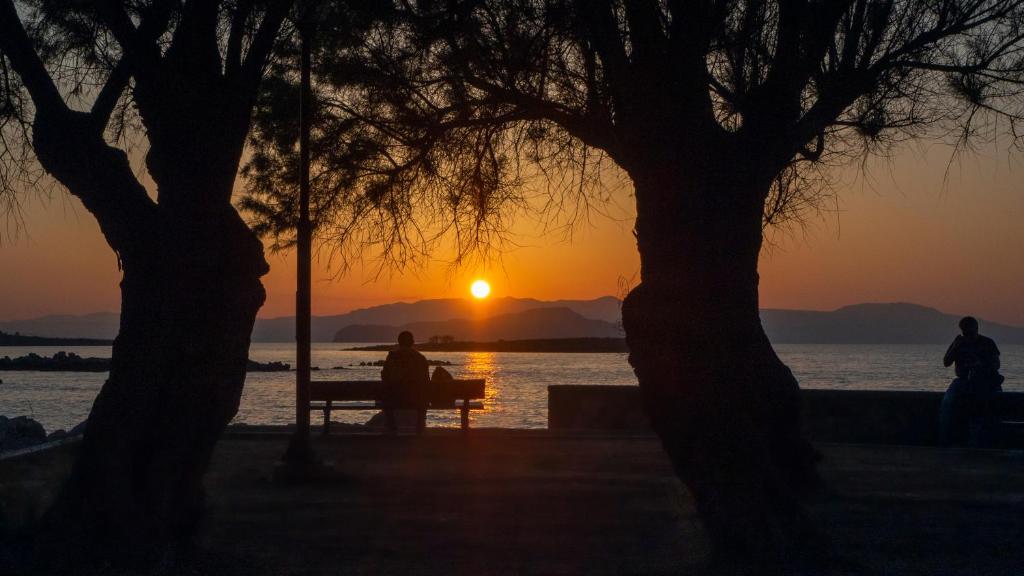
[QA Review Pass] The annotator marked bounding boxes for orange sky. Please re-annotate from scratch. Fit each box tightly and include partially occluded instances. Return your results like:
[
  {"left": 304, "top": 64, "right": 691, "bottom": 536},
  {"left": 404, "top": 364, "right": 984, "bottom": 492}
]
[{"left": 1, "top": 141, "right": 1022, "bottom": 326}]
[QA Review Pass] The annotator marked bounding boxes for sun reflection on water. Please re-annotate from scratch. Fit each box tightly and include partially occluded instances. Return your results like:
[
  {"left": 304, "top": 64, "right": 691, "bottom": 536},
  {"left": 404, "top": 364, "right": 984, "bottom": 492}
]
[{"left": 461, "top": 352, "right": 500, "bottom": 420}]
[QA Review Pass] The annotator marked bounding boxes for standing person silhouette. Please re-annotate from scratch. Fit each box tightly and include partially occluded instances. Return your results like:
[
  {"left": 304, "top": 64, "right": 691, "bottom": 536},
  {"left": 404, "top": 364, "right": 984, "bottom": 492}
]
[
  {"left": 939, "top": 316, "right": 1004, "bottom": 446},
  {"left": 381, "top": 331, "right": 430, "bottom": 434}
]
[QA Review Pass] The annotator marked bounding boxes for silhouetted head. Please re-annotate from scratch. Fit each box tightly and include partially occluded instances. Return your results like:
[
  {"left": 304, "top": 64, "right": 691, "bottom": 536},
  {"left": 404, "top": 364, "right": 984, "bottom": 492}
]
[
  {"left": 397, "top": 331, "right": 415, "bottom": 348},
  {"left": 959, "top": 316, "right": 979, "bottom": 340}
]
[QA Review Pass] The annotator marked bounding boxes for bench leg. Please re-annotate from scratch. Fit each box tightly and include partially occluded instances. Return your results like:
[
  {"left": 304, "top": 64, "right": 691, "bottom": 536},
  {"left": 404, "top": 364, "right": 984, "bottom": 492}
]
[
  {"left": 323, "top": 400, "right": 332, "bottom": 435},
  {"left": 417, "top": 408, "right": 426, "bottom": 435},
  {"left": 461, "top": 398, "right": 469, "bottom": 431}
]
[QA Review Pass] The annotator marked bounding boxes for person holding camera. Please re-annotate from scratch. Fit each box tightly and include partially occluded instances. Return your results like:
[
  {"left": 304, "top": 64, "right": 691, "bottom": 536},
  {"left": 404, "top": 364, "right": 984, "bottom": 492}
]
[{"left": 939, "top": 316, "right": 1004, "bottom": 446}]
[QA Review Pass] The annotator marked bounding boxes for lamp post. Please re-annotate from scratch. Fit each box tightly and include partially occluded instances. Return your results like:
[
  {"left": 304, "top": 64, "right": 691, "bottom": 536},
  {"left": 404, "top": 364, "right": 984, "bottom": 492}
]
[{"left": 284, "top": 3, "right": 314, "bottom": 464}]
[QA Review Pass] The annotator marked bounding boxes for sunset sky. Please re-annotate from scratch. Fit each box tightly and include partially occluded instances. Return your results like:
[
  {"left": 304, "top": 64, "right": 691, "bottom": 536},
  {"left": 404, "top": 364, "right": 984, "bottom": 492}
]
[{"left": 1, "top": 140, "right": 1022, "bottom": 326}]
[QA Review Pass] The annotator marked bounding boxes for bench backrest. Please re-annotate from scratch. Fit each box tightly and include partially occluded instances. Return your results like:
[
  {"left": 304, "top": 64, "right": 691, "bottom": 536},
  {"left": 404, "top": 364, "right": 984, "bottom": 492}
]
[{"left": 310, "top": 379, "right": 485, "bottom": 402}]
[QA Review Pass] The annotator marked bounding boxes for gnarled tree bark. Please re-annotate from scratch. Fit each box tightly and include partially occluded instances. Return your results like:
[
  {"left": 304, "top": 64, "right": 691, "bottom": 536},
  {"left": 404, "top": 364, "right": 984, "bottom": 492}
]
[
  {"left": 618, "top": 143, "right": 821, "bottom": 572},
  {"left": 28, "top": 109, "right": 270, "bottom": 573}
]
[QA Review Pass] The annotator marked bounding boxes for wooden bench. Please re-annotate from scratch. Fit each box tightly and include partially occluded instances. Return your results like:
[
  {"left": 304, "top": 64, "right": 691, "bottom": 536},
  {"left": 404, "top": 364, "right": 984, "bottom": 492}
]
[{"left": 310, "top": 379, "right": 486, "bottom": 433}]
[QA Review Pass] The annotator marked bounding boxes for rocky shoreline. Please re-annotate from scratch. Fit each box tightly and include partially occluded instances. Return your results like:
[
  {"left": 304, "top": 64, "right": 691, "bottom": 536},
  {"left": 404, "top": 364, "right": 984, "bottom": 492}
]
[
  {"left": 0, "top": 416, "right": 85, "bottom": 454},
  {"left": 0, "top": 351, "right": 109, "bottom": 372}
]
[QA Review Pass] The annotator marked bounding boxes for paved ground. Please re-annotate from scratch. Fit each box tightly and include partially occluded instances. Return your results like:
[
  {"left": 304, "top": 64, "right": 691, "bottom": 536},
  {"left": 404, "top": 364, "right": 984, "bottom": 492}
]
[
  {"left": 807, "top": 443, "right": 1024, "bottom": 576},
  {"left": 202, "top": 431, "right": 704, "bottom": 576},
  {"left": 4, "top": 430, "right": 1024, "bottom": 575},
  {"left": 199, "top": 430, "right": 1024, "bottom": 576}
]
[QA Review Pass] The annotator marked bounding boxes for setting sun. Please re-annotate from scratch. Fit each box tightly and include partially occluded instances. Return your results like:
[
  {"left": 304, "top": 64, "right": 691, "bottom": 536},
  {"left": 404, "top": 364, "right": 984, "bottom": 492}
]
[{"left": 470, "top": 279, "right": 491, "bottom": 299}]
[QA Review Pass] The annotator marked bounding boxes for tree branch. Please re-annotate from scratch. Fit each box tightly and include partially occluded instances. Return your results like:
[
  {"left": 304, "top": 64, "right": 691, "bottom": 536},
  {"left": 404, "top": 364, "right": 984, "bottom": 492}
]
[
  {"left": 622, "top": 0, "right": 668, "bottom": 66},
  {"left": 576, "top": 0, "right": 631, "bottom": 113},
  {"left": 90, "top": 57, "right": 131, "bottom": 132},
  {"left": 94, "top": 0, "right": 175, "bottom": 93},
  {"left": 226, "top": 0, "right": 256, "bottom": 75},
  {"left": 240, "top": 0, "right": 294, "bottom": 95},
  {"left": 0, "top": 0, "right": 68, "bottom": 116},
  {"left": 460, "top": 75, "right": 619, "bottom": 155},
  {"left": 0, "top": 0, "right": 158, "bottom": 255}
]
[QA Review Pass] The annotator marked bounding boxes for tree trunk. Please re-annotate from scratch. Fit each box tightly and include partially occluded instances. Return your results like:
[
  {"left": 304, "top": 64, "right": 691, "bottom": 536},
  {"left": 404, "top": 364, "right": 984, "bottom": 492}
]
[
  {"left": 0, "top": 3, "right": 291, "bottom": 568},
  {"left": 620, "top": 159, "right": 822, "bottom": 573},
  {"left": 38, "top": 200, "right": 269, "bottom": 572}
]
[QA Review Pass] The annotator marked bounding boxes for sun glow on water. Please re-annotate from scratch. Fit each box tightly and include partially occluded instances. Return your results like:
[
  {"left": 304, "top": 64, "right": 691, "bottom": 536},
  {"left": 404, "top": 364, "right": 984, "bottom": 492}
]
[{"left": 470, "top": 279, "right": 491, "bottom": 299}]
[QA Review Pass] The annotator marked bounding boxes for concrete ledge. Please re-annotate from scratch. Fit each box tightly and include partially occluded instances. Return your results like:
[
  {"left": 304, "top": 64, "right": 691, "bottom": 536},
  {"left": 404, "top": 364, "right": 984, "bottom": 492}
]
[{"left": 548, "top": 385, "right": 1024, "bottom": 447}]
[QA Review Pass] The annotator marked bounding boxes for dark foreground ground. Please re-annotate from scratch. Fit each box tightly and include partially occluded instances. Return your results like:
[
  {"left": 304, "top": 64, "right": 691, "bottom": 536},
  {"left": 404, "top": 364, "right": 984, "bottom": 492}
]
[{"left": 3, "top": 430, "right": 1024, "bottom": 575}]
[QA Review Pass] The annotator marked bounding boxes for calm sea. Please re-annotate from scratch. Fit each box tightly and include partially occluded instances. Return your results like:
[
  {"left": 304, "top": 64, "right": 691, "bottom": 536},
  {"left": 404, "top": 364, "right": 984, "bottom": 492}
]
[{"left": 2, "top": 343, "right": 1022, "bottom": 432}]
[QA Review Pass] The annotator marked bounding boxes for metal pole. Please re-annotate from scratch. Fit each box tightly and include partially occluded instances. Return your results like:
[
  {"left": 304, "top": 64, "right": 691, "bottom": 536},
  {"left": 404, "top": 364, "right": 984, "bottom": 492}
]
[{"left": 285, "top": 11, "right": 313, "bottom": 463}]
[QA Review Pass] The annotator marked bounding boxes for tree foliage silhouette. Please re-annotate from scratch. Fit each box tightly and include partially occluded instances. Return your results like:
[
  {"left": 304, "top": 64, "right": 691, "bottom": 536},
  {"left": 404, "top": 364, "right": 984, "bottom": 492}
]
[
  {"left": 1, "top": 0, "right": 292, "bottom": 570},
  {"left": 244, "top": 1, "right": 1024, "bottom": 571},
  {"left": 241, "top": 2, "right": 618, "bottom": 276}
]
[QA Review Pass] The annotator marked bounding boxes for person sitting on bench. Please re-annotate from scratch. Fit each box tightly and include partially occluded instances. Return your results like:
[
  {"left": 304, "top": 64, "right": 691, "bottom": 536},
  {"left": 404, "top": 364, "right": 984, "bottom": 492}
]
[
  {"left": 381, "top": 330, "right": 430, "bottom": 434},
  {"left": 939, "top": 316, "right": 1005, "bottom": 446}
]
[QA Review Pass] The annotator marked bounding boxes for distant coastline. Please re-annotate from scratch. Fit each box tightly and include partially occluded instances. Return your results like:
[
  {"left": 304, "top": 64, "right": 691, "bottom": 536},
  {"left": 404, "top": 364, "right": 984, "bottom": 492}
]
[
  {"left": 0, "top": 351, "right": 293, "bottom": 373},
  {"left": 0, "top": 331, "right": 112, "bottom": 347},
  {"left": 346, "top": 337, "right": 629, "bottom": 353}
]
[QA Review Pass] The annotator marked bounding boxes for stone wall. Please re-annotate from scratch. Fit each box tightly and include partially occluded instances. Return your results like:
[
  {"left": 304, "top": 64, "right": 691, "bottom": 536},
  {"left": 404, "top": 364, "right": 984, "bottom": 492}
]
[{"left": 548, "top": 385, "right": 1024, "bottom": 447}]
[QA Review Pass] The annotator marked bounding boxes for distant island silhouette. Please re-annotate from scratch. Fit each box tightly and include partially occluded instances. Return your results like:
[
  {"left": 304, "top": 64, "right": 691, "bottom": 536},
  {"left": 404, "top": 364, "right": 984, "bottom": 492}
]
[
  {"left": 2, "top": 301, "right": 1023, "bottom": 345},
  {"left": 333, "top": 307, "right": 622, "bottom": 343},
  {"left": 347, "top": 337, "right": 629, "bottom": 353}
]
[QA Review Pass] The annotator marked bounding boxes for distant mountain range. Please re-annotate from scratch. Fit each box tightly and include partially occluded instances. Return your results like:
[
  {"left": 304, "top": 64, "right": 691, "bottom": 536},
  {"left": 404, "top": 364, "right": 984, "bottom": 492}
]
[
  {"left": 761, "top": 303, "right": 1024, "bottom": 344},
  {"left": 0, "top": 297, "right": 621, "bottom": 342},
  {"left": 2, "top": 300, "right": 1022, "bottom": 345},
  {"left": 253, "top": 296, "right": 623, "bottom": 342}
]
